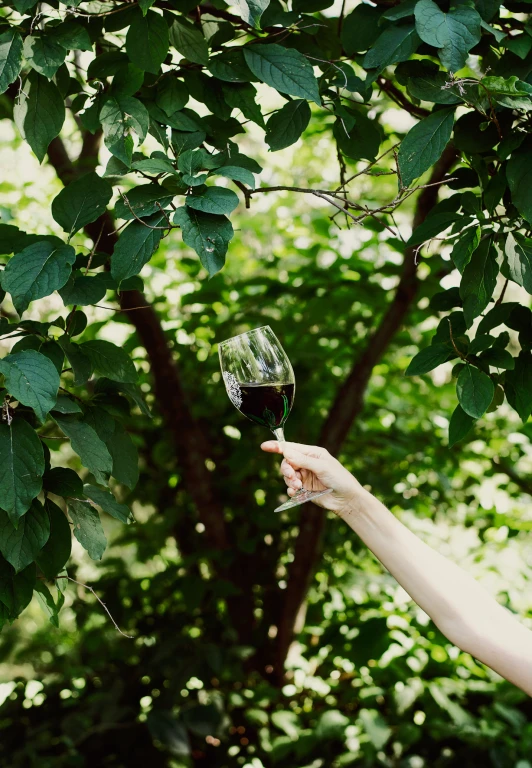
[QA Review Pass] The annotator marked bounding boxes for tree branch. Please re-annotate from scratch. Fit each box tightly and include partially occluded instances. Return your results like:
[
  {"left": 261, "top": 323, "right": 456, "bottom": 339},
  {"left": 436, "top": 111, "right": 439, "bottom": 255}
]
[
  {"left": 378, "top": 78, "right": 431, "bottom": 119},
  {"left": 270, "top": 144, "right": 459, "bottom": 679}
]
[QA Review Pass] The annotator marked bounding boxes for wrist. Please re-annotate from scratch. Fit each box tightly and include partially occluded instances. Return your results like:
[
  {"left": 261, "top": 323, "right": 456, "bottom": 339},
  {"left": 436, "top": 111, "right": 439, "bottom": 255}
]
[{"left": 337, "top": 485, "right": 375, "bottom": 525}]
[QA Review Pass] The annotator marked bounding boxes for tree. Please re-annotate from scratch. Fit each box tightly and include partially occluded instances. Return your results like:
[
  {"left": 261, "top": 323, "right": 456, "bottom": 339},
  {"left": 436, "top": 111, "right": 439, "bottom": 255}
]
[{"left": 0, "top": 0, "right": 531, "bottom": 742}]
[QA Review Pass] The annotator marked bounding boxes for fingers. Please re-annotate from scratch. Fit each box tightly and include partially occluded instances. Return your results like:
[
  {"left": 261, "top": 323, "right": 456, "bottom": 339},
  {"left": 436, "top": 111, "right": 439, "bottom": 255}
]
[
  {"left": 261, "top": 440, "right": 283, "bottom": 454},
  {"left": 261, "top": 441, "right": 328, "bottom": 474},
  {"left": 281, "top": 459, "right": 302, "bottom": 490}
]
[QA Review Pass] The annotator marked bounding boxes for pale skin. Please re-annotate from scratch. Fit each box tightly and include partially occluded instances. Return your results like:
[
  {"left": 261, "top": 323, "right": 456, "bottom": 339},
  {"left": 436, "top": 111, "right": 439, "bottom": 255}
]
[{"left": 261, "top": 440, "right": 532, "bottom": 697}]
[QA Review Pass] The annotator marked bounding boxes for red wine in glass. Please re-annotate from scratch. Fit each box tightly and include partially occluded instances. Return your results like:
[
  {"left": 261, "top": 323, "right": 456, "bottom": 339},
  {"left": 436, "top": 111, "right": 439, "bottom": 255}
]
[{"left": 219, "top": 326, "right": 332, "bottom": 513}]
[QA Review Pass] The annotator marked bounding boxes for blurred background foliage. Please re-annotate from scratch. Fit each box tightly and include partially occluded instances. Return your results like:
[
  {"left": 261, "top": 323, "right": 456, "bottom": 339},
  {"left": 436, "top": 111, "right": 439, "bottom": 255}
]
[{"left": 0, "top": 38, "right": 532, "bottom": 768}]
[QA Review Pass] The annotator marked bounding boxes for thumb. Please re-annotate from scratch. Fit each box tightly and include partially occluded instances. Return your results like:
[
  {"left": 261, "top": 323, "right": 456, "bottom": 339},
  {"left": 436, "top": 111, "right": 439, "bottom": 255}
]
[{"left": 281, "top": 442, "right": 326, "bottom": 474}]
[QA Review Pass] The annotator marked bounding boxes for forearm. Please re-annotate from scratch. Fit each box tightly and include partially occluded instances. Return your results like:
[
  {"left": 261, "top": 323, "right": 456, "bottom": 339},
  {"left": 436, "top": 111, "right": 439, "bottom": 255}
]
[{"left": 341, "top": 490, "right": 532, "bottom": 695}]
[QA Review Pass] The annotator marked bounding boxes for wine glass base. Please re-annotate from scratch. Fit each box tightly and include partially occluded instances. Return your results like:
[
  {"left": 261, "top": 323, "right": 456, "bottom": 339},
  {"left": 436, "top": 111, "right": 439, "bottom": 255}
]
[{"left": 274, "top": 488, "right": 333, "bottom": 513}]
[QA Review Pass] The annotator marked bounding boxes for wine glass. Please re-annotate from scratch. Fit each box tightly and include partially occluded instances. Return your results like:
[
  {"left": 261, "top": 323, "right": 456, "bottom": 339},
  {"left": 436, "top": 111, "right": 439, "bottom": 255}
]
[{"left": 219, "top": 326, "right": 332, "bottom": 513}]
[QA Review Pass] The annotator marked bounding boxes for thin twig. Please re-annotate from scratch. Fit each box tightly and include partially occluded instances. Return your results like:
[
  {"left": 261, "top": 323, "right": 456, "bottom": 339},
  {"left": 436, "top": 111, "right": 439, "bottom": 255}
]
[
  {"left": 65, "top": 576, "right": 134, "bottom": 639},
  {"left": 495, "top": 278, "right": 509, "bottom": 306},
  {"left": 93, "top": 304, "right": 151, "bottom": 311},
  {"left": 119, "top": 190, "right": 174, "bottom": 230}
]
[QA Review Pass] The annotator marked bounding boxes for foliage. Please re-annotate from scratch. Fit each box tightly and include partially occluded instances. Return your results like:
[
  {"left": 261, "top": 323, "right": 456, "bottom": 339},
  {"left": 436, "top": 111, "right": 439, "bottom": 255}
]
[{"left": 0, "top": 0, "right": 531, "bottom": 763}]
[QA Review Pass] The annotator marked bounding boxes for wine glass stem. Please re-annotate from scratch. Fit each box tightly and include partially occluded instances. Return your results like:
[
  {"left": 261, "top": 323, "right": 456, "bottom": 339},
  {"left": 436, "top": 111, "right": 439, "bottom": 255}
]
[{"left": 272, "top": 427, "right": 306, "bottom": 497}]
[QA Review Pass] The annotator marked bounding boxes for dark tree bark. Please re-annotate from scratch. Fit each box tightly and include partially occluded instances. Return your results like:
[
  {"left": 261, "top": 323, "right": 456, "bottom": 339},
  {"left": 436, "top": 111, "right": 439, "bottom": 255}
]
[{"left": 271, "top": 146, "right": 459, "bottom": 676}]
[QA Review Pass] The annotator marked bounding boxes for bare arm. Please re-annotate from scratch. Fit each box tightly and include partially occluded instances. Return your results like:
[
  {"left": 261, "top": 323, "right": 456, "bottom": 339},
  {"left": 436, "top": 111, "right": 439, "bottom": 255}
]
[{"left": 261, "top": 440, "right": 532, "bottom": 696}]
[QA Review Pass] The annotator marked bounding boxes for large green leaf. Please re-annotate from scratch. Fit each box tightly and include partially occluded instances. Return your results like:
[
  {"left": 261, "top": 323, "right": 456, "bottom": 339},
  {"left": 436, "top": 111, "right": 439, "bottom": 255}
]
[
  {"left": 0, "top": 500, "right": 50, "bottom": 572},
  {"left": 341, "top": 4, "right": 382, "bottom": 55},
  {"left": 186, "top": 187, "right": 239, "bottom": 215},
  {"left": 415, "top": 0, "right": 482, "bottom": 72},
  {"left": 456, "top": 365, "right": 494, "bottom": 419},
  {"left": 156, "top": 74, "right": 189, "bottom": 115},
  {"left": 100, "top": 95, "right": 149, "bottom": 165},
  {"left": 265, "top": 99, "right": 311, "bottom": 151},
  {"left": 114, "top": 184, "right": 173, "bottom": 221},
  {"left": 36, "top": 500, "right": 72, "bottom": 579},
  {"left": 236, "top": 0, "right": 270, "bottom": 27},
  {"left": 507, "top": 148, "right": 532, "bottom": 224},
  {"left": 53, "top": 414, "right": 113, "bottom": 486},
  {"left": 107, "top": 426, "right": 139, "bottom": 489},
  {"left": 405, "top": 343, "right": 453, "bottom": 375},
  {"left": 13, "top": 71, "right": 65, "bottom": 163},
  {"left": 451, "top": 226, "right": 481, "bottom": 273},
  {"left": 460, "top": 238, "right": 499, "bottom": 327},
  {"left": 57, "top": 337, "right": 93, "bottom": 386},
  {"left": 0, "top": 350, "right": 60, "bottom": 423},
  {"left": 50, "top": 20, "right": 93, "bottom": 52},
  {"left": 67, "top": 499, "right": 107, "bottom": 561},
  {"left": 83, "top": 484, "right": 132, "bottom": 524},
  {"left": 333, "top": 111, "right": 381, "bottom": 162},
  {"left": 173, "top": 207, "right": 234, "bottom": 277},
  {"left": 0, "top": 558, "right": 35, "bottom": 618},
  {"left": 213, "top": 165, "right": 256, "bottom": 189},
  {"left": 397, "top": 108, "right": 454, "bottom": 188},
  {"left": 43, "top": 466, "right": 83, "bottom": 497},
  {"left": 363, "top": 24, "right": 420, "bottom": 70},
  {"left": 243, "top": 44, "right": 321, "bottom": 105},
  {"left": 448, "top": 403, "right": 476, "bottom": 446},
  {"left": 51, "top": 173, "right": 113, "bottom": 237},
  {"left": 505, "top": 351, "right": 532, "bottom": 423},
  {"left": 0, "top": 418, "right": 44, "bottom": 525},
  {"left": 223, "top": 83, "right": 265, "bottom": 128},
  {"left": 406, "top": 211, "right": 461, "bottom": 247},
  {"left": 59, "top": 272, "right": 110, "bottom": 306},
  {"left": 111, "top": 212, "right": 167, "bottom": 284},
  {"left": 0, "top": 28, "right": 23, "bottom": 94},
  {"left": 504, "top": 233, "right": 532, "bottom": 294},
  {"left": 170, "top": 18, "right": 209, "bottom": 66},
  {"left": 126, "top": 9, "right": 169, "bottom": 75},
  {"left": 80, "top": 340, "right": 137, "bottom": 383},
  {"left": 23, "top": 34, "right": 66, "bottom": 78},
  {"left": 1, "top": 239, "right": 75, "bottom": 315}
]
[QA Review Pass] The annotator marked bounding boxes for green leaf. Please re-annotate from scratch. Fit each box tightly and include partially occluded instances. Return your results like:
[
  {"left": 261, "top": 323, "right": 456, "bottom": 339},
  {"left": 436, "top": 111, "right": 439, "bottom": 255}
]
[
  {"left": 50, "top": 20, "right": 93, "bottom": 52},
  {"left": 333, "top": 111, "right": 382, "bottom": 162},
  {"left": 1, "top": 239, "right": 75, "bottom": 315},
  {"left": 177, "top": 149, "right": 210, "bottom": 185},
  {"left": 111, "top": 212, "right": 167, "bottom": 284},
  {"left": 59, "top": 272, "right": 109, "bottom": 306},
  {"left": 186, "top": 187, "right": 239, "bottom": 215},
  {"left": 12, "top": 0, "right": 38, "bottom": 13},
  {"left": 0, "top": 350, "right": 60, "bottom": 423},
  {"left": 460, "top": 238, "right": 499, "bottom": 328},
  {"left": 448, "top": 403, "right": 475, "bottom": 446},
  {"left": 170, "top": 18, "right": 209, "bottom": 66},
  {"left": 484, "top": 166, "right": 507, "bottom": 214},
  {"left": 13, "top": 71, "right": 65, "bottom": 163},
  {"left": 0, "top": 28, "right": 23, "bottom": 94},
  {"left": 265, "top": 99, "right": 311, "bottom": 152},
  {"left": 222, "top": 83, "right": 265, "bottom": 128},
  {"left": 505, "top": 352, "right": 532, "bottom": 423},
  {"left": 414, "top": 0, "right": 482, "bottom": 72},
  {"left": 67, "top": 499, "right": 107, "bottom": 561},
  {"left": 504, "top": 233, "right": 532, "bottom": 294},
  {"left": 107, "top": 426, "right": 139, "bottom": 489},
  {"left": 0, "top": 500, "right": 49, "bottom": 572},
  {"left": 405, "top": 343, "right": 453, "bottom": 375},
  {"left": 341, "top": 4, "right": 382, "bottom": 55},
  {"left": 208, "top": 49, "right": 254, "bottom": 83},
  {"left": 363, "top": 24, "right": 420, "bottom": 71},
  {"left": 156, "top": 74, "right": 189, "bottom": 115},
  {"left": 53, "top": 414, "right": 113, "bottom": 486},
  {"left": 173, "top": 207, "right": 234, "bottom": 277},
  {"left": 43, "top": 466, "right": 83, "bottom": 497},
  {"left": 100, "top": 95, "right": 149, "bottom": 165},
  {"left": 456, "top": 365, "right": 494, "bottom": 419},
  {"left": 397, "top": 108, "right": 454, "bottom": 188},
  {"left": 126, "top": 9, "right": 169, "bottom": 75},
  {"left": 405, "top": 69, "right": 461, "bottom": 105},
  {"left": 507, "top": 148, "right": 532, "bottom": 224},
  {"left": 212, "top": 165, "right": 255, "bottom": 189},
  {"left": 243, "top": 43, "right": 321, "bottom": 105},
  {"left": 23, "top": 34, "right": 66, "bottom": 79},
  {"left": 80, "top": 340, "right": 137, "bottom": 383},
  {"left": 236, "top": 0, "right": 270, "bottom": 27},
  {"left": 480, "top": 347, "right": 515, "bottom": 370},
  {"left": 34, "top": 580, "right": 63, "bottom": 628},
  {"left": 51, "top": 173, "right": 113, "bottom": 237},
  {"left": 51, "top": 394, "right": 82, "bottom": 414},
  {"left": 0, "top": 418, "right": 44, "bottom": 525},
  {"left": 36, "top": 500, "right": 72, "bottom": 579},
  {"left": 0, "top": 558, "right": 35, "bottom": 617},
  {"left": 114, "top": 184, "right": 173, "bottom": 221},
  {"left": 451, "top": 225, "right": 480, "bottom": 273},
  {"left": 57, "top": 337, "right": 92, "bottom": 386},
  {"left": 83, "top": 484, "right": 132, "bottom": 524},
  {"left": 406, "top": 212, "right": 461, "bottom": 247}
]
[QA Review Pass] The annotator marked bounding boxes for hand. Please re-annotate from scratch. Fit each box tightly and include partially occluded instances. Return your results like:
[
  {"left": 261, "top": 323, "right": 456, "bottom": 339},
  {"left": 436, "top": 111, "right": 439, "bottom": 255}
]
[{"left": 260, "top": 441, "right": 364, "bottom": 517}]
